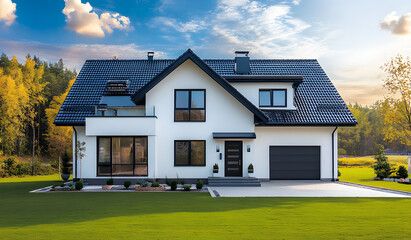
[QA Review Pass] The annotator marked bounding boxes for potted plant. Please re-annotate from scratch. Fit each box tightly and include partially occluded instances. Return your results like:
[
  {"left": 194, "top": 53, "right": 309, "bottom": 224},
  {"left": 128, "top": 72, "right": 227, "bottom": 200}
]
[
  {"left": 61, "top": 151, "right": 71, "bottom": 181},
  {"left": 102, "top": 178, "right": 114, "bottom": 190},
  {"left": 213, "top": 163, "right": 219, "bottom": 177},
  {"left": 248, "top": 164, "right": 254, "bottom": 177}
]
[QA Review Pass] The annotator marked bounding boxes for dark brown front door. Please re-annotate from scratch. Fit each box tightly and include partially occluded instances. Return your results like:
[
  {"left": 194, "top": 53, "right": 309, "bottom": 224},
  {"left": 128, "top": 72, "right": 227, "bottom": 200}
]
[{"left": 225, "top": 141, "right": 242, "bottom": 177}]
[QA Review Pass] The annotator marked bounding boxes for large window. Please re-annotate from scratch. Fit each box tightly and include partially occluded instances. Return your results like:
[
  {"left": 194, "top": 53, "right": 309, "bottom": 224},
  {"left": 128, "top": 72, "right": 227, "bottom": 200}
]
[
  {"left": 97, "top": 137, "right": 148, "bottom": 176},
  {"left": 259, "top": 89, "right": 287, "bottom": 107},
  {"left": 174, "top": 140, "right": 206, "bottom": 166},
  {"left": 175, "top": 90, "right": 205, "bottom": 121}
]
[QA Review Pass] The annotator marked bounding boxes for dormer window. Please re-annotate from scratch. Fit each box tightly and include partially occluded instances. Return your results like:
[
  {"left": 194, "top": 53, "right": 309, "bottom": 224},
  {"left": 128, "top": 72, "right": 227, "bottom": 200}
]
[{"left": 259, "top": 89, "right": 287, "bottom": 107}]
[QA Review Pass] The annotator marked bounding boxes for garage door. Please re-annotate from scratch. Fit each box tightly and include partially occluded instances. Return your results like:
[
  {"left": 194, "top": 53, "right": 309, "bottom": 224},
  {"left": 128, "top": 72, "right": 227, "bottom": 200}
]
[{"left": 269, "top": 146, "right": 320, "bottom": 180}]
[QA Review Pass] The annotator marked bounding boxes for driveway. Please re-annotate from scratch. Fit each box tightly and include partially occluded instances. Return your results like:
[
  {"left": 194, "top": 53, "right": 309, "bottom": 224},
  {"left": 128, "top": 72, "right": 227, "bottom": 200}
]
[{"left": 208, "top": 180, "right": 411, "bottom": 198}]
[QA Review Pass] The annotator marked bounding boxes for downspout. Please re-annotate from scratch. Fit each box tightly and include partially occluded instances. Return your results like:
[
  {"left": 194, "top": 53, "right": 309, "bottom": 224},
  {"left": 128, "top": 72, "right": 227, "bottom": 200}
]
[
  {"left": 331, "top": 126, "right": 338, "bottom": 181},
  {"left": 73, "top": 126, "right": 78, "bottom": 182}
]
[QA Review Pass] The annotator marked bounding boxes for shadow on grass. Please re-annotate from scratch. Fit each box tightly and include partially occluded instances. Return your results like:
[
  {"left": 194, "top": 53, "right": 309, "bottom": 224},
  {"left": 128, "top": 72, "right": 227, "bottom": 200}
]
[{"left": 0, "top": 181, "right": 409, "bottom": 229}]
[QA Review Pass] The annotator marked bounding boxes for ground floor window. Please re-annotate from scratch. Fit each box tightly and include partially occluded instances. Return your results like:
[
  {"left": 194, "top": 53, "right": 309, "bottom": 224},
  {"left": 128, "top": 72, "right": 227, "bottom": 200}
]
[
  {"left": 174, "top": 140, "right": 205, "bottom": 166},
  {"left": 97, "top": 136, "right": 148, "bottom": 176}
]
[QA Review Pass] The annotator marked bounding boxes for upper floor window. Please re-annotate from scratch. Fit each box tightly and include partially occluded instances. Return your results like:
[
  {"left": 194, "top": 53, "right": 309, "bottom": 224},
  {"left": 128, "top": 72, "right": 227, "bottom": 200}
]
[
  {"left": 175, "top": 90, "right": 205, "bottom": 121},
  {"left": 259, "top": 89, "right": 286, "bottom": 107}
]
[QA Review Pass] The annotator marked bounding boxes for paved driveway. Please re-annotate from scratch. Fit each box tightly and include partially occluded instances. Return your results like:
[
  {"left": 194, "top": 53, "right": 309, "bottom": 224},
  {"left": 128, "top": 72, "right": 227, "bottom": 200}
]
[{"left": 208, "top": 181, "right": 410, "bottom": 198}]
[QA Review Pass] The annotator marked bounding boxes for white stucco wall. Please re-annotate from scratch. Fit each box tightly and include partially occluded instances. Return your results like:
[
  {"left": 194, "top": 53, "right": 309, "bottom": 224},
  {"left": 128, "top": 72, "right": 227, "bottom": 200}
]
[
  {"left": 254, "top": 126, "right": 337, "bottom": 180},
  {"left": 231, "top": 82, "right": 296, "bottom": 110},
  {"left": 145, "top": 59, "right": 255, "bottom": 179}
]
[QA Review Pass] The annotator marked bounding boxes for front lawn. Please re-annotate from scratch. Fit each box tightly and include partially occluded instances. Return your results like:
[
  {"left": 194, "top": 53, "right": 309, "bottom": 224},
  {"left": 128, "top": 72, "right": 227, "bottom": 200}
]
[
  {"left": 338, "top": 155, "right": 407, "bottom": 167},
  {"left": 0, "top": 176, "right": 410, "bottom": 239},
  {"left": 339, "top": 167, "right": 410, "bottom": 192}
]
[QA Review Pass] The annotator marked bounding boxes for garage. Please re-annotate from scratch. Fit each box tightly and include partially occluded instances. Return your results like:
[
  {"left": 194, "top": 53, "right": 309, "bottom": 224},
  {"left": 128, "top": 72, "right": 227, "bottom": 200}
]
[{"left": 269, "top": 146, "right": 320, "bottom": 180}]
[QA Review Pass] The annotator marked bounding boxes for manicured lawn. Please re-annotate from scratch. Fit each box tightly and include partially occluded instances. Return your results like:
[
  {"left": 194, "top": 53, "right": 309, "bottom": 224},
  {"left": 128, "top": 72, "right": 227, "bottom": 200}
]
[
  {"left": 339, "top": 167, "right": 411, "bottom": 192},
  {"left": 0, "top": 174, "right": 63, "bottom": 183},
  {"left": 0, "top": 176, "right": 410, "bottom": 239},
  {"left": 338, "top": 155, "right": 408, "bottom": 167}
]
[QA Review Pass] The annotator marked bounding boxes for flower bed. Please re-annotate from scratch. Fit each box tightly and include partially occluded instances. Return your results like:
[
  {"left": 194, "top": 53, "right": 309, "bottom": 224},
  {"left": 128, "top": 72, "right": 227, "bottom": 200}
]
[{"left": 134, "top": 184, "right": 166, "bottom": 191}]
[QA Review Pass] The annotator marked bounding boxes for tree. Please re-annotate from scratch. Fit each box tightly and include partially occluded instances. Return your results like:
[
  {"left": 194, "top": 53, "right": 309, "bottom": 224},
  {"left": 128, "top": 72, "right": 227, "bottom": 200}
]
[
  {"left": 45, "top": 79, "right": 74, "bottom": 161},
  {"left": 372, "top": 145, "right": 394, "bottom": 179},
  {"left": 379, "top": 55, "right": 411, "bottom": 150}
]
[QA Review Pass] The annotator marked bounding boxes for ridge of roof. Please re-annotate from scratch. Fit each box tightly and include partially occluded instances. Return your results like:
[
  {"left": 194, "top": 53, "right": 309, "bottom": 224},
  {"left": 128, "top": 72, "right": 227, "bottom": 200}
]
[{"left": 130, "top": 49, "right": 269, "bottom": 122}]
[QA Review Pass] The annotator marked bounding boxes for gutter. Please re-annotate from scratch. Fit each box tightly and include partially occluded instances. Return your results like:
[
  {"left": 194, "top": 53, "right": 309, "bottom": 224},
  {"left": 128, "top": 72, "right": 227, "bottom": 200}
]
[
  {"left": 73, "top": 126, "right": 78, "bottom": 182},
  {"left": 332, "top": 127, "right": 338, "bottom": 181}
]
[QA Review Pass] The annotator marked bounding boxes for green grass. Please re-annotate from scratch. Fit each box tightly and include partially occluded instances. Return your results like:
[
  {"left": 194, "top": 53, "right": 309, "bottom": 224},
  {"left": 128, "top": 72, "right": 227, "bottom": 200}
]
[
  {"left": 0, "top": 176, "right": 410, "bottom": 239},
  {"left": 0, "top": 174, "right": 64, "bottom": 183},
  {"left": 338, "top": 155, "right": 408, "bottom": 167},
  {"left": 339, "top": 167, "right": 410, "bottom": 192}
]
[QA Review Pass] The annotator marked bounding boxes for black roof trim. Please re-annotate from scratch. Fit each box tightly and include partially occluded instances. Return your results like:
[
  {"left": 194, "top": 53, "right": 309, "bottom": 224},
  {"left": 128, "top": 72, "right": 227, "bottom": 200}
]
[
  {"left": 131, "top": 49, "right": 269, "bottom": 122},
  {"left": 54, "top": 122, "right": 85, "bottom": 126},
  {"left": 213, "top": 132, "right": 256, "bottom": 139},
  {"left": 224, "top": 75, "right": 303, "bottom": 87}
]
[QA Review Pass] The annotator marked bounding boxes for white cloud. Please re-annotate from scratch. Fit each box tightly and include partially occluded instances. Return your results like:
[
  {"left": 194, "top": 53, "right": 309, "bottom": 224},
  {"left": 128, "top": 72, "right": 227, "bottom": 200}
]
[
  {"left": 0, "top": 40, "right": 167, "bottom": 70},
  {"left": 201, "top": 0, "right": 326, "bottom": 58},
  {"left": 292, "top": 0, "right": 301, "bottom": 6},
  {"left": 62, "top": 0, "right": 131, "bottom": 37},
  {"left": 153, "top": 17, "right": 206, "bottom": 32},
  {"left": 380, "top": 11, "right": 411, "bottom": 35},
  {"left": 0, "top": 0, "right": 17, "bottom": 26}
]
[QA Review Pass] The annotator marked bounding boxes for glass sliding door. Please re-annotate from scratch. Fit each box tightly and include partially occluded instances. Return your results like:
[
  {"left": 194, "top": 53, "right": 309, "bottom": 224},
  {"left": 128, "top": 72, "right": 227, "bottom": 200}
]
[{"left": 97, "top": 136, "right": 148, "bottom": 176}]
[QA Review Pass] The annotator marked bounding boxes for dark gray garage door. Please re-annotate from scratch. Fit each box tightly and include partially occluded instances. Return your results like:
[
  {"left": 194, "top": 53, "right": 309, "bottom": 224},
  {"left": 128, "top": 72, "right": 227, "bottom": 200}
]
[{"left": 269, "top": 146, "right": 320, "bottom": 180}]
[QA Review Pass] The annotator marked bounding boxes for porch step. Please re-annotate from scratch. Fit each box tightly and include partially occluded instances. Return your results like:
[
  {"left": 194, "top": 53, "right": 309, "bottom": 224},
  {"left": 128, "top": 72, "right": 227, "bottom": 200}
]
[{"left": 208, "top": 177, "right": 261, "bottom": 187}]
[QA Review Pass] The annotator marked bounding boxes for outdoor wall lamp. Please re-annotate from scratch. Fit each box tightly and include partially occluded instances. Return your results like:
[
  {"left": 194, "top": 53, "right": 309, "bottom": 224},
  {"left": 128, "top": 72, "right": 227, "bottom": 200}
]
[
  {"left": 216, "top": 145, "right": 220, "bottom": 152},
  {"left": 247, "top": 145, "right": 251, "bottom": 152}
]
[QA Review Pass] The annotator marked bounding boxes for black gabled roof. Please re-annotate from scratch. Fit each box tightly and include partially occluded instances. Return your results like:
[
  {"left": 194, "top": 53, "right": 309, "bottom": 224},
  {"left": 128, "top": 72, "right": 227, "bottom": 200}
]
[
  {"left": 130, "top": 49, "right": 269, "bottom": 122},
  {"left": 54, "top": 49, "right": 357, "bottom": 126}
]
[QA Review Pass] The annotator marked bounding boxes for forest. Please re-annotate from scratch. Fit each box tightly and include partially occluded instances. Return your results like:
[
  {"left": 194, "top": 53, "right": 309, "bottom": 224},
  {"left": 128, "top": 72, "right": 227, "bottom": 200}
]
[{"left": 0, "top": 53, "right": 409, "bottom": 176}]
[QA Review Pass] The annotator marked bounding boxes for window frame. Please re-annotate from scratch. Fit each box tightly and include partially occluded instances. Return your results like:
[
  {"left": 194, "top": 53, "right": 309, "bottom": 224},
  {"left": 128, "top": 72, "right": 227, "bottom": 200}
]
[
  {"left": 259, "top": 89, "right": 287, "bottom": 107},
  {"left": 174, "top": 89, "right": 206, "bottom": 122},
  {"left": 174, "top": 140, "right": 206, "bottom": 166},
  {"left": 96, "top": 136, "right": 148, "bottom": 177}
]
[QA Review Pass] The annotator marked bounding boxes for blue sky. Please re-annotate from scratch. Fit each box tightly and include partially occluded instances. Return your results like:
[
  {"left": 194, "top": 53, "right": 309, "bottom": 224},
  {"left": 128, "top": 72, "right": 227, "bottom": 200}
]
[{"left": 1, "top": 0, "right": 411, "bottom": 105}]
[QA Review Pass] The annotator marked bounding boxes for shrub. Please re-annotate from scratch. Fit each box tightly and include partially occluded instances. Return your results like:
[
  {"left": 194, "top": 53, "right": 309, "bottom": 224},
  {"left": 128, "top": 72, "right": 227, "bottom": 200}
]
[
  {"left": 196, "top": 179, "right": 203, "bottom": 190},
  {"left": 213, "top": 163, "right": 218, "bottom": 170},
  {"left": 248, "top": 164, "right": 253, "bottom": 170},
  {"left": 180, "top": 179, "right": 185, "bottom": 185},
  {"left": 124, "top": 180, "right": 132, "bottom": 189},
  {"left": 75, "top": 181, "right": 84, "bottom": 190},
  {"left": 372, "top": 145, "right": 394, "bottom": 179},
  {"left": 182, "top": 184, "right": 191, "bottom": 191},
  {"left": 338, "top": 148, "right": 347, "bottom": 155},
  {"left": 338, "top": 170, "right": 341, "bottom": 177},
  {"left": 170, "top": 180, "right": 177, "bottom": 191},
  {"left": 106, "top": 178, "right": 114, "bottom": 185},
  {"left": 397, "top": 165, "right": 408, "bottom": 179},
  {"left": 165, "top": 177, "right": 171, "bottom": 186},
  {"left": 61, "top": 151, "right": 72, "bottom": 175},
  {"left": 151, "top": 181, "right": 160, "bottom": 187}
]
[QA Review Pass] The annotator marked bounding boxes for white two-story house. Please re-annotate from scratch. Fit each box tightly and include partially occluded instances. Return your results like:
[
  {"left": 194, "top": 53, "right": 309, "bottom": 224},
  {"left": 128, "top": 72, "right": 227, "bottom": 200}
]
[{"left": 55, "top": 49, "right": 356, "bottom": 185}]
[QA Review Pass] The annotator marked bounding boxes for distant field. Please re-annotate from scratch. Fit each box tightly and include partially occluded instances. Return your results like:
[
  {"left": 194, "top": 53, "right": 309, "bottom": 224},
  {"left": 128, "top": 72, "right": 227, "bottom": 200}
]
[{"left": 338, "top": 155, "right": 408, "bottom": 167}]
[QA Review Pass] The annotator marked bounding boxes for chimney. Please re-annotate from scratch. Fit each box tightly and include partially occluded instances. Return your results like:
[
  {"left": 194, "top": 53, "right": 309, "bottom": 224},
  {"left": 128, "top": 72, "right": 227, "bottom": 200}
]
[
  {"left": 235, "top": 51, "right": 250, "bottom": 74},
  {"left": 147, "top": 52, "right": 154, "bottom": 61}
]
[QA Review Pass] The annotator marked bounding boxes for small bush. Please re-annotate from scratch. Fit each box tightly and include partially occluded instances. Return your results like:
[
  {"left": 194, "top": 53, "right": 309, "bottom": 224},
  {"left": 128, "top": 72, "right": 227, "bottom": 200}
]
[
  {"left": 75, "top": 181, "right": 84, "bottom": 190},
  {"left": 338, "top": 170, "right": 341, "bottom": 177},
  {"left": 165, "top": 177, "right": 171, "bottom": 186},
  {"left": 106, "top": 178, "right": 114, "bottom": 185},
  {"left": 182, "top": 184, "right": 191, "bottom": 191},
  {"left": 170, "top": 180, "right": 177, "bottom": 191},
  {"left": 397, "top": 165, "right": 408, "bottom": 179},
  {"left": 196, "top": 179, "right": 203, "bottom": 190},
  {"left": 213, "top": 163, "right": 218, "bottom": 170},
  {"left": 151, "top": 181, "right": 160, "bottom": 187},
  {"left": 248, "top": 164, "right": 253, "bottom": 170},
  {"left": 124, "top": 180, "right": 132, "bottom": 189}
]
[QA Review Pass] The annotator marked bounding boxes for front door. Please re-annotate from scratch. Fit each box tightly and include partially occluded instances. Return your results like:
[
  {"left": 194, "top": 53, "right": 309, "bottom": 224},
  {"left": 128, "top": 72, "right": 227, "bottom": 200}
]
[{"left": 225, "top": 141, "right": 242, "bottom": 177}]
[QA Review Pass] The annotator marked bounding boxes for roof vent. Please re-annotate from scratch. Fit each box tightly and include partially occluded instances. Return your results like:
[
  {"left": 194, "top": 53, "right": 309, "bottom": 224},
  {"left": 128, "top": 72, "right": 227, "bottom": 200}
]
[
  {"left": 147, "top": 52, "right": 154, "bottom": 61},
  {"left": 106, "top": 79, "right": 129, "bottom": 94},
  {"left": 235, "top": 51, "right": 250, "bottom": 74}
]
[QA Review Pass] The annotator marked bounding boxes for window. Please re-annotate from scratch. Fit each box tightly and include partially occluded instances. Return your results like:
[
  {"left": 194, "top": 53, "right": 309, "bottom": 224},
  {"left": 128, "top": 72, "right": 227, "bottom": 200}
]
[
  {"left": 259, "top": 89, "right": 287, "bottom": 107},
  {"left": 97, "top": 136, "right": 148, "bottom": 176},
  {"left": 175, "top": 90, "right": 205, "bottom": 121},
  {"left": 174, "top": 140, "right": 206, "bottom": 166}
]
